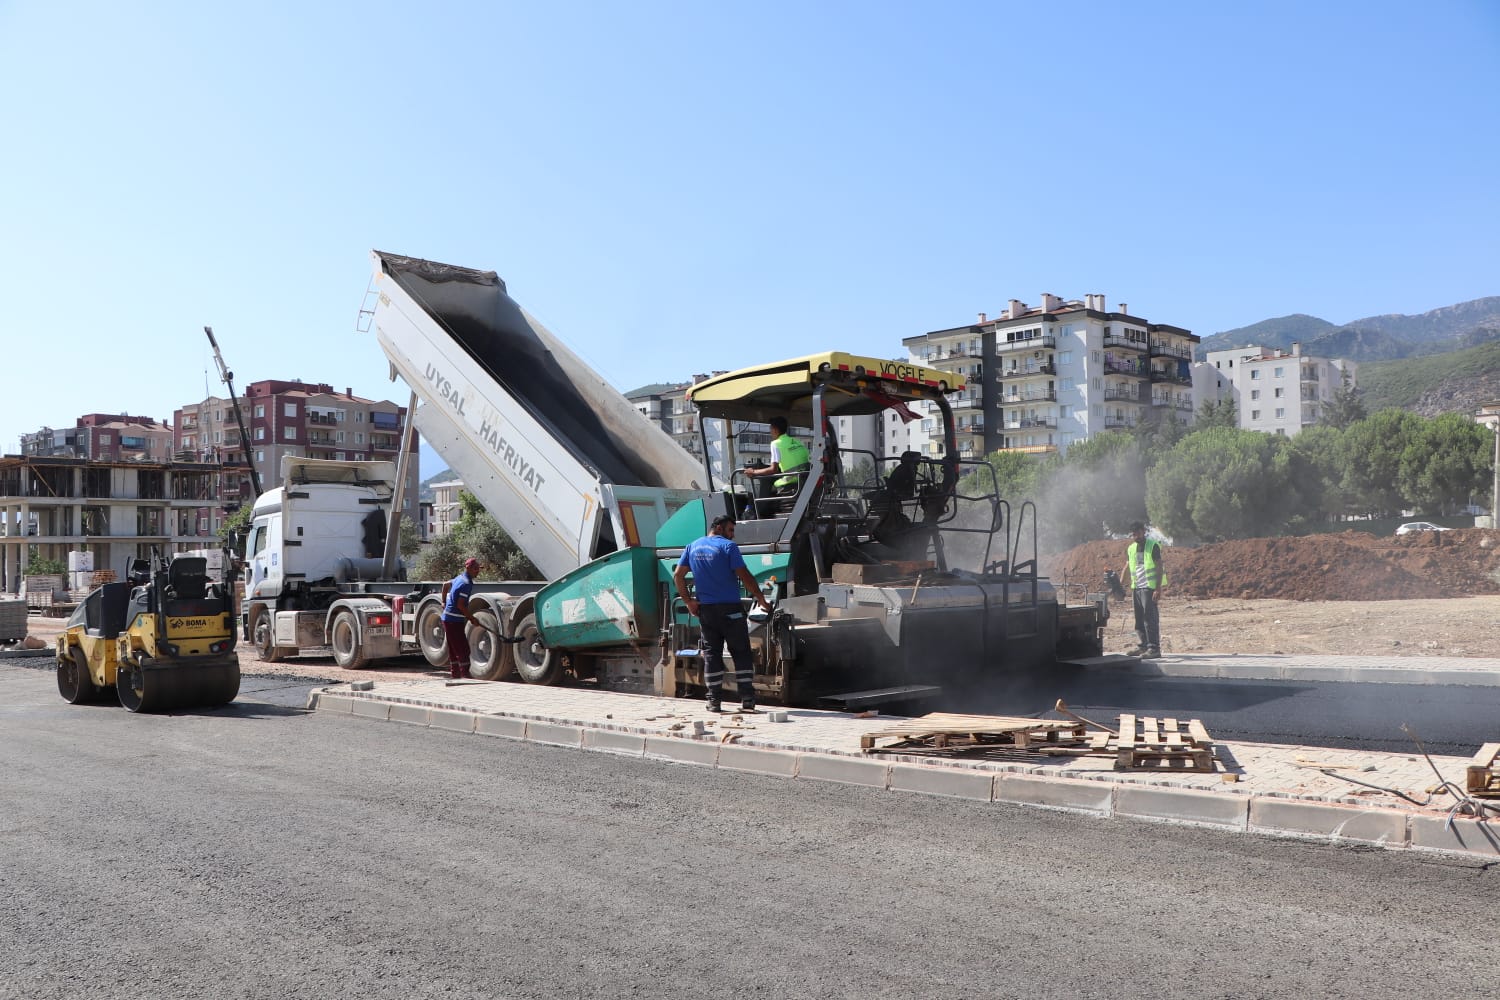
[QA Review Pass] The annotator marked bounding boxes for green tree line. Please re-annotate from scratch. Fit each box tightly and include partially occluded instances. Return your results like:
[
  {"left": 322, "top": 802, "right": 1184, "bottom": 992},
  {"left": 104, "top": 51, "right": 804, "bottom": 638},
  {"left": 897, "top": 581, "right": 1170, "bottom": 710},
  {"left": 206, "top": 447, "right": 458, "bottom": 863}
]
[{"left": 961, "top": 406, "right": 1494, "bottom": 548}]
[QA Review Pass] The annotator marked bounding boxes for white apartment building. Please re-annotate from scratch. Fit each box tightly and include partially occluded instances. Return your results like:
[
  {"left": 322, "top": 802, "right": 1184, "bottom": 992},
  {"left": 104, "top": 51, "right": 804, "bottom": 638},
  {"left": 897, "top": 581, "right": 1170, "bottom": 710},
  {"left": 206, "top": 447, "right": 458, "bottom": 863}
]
[
  {"left": 428, "top": 478, "right": 465, "bottom": 539},
  {"left": 1202, "top": 343, "right": 1356, "bottom": 436},
  {"left": 904, "top": 294, "right": 1200, "bottom": 458}
]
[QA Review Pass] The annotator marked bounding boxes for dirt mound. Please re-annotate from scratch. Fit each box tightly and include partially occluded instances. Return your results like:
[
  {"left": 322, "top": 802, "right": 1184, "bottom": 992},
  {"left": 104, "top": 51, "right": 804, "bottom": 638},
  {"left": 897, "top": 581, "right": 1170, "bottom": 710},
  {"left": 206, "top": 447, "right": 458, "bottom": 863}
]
[{"left": 1043, "top": 528, "right": 1500, "bottom": 601}]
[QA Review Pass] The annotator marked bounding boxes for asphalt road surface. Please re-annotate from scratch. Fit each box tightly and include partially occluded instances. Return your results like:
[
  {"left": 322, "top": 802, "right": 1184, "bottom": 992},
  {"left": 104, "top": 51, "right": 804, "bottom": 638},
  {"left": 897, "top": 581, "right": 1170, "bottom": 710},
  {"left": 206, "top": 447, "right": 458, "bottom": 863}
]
[{"left": 3, "top": 666, "right": 1495, "bottom": 1000}]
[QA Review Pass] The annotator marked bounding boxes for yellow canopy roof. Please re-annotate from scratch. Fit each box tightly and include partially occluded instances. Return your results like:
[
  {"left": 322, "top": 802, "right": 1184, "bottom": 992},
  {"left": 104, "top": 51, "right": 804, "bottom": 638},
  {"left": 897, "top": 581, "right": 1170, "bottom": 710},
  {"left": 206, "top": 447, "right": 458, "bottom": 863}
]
[{"left": 686, "top": 352, "right": 965, "bottom": 424}]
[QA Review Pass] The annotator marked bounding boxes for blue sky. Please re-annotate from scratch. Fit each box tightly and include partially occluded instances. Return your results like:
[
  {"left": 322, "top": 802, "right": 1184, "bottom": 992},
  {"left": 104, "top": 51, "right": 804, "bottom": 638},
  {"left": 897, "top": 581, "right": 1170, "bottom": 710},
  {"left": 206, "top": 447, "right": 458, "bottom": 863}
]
[{"left": 3, "top": 1, "right": 1496, "bottom": 473}]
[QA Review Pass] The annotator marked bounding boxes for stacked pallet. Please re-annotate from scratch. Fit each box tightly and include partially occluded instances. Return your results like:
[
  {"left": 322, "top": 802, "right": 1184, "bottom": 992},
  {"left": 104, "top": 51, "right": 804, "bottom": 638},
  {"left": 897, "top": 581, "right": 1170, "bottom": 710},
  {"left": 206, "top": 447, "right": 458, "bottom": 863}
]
[{"left": 860, "top": 710, "right": 1219, "bottom": 773}]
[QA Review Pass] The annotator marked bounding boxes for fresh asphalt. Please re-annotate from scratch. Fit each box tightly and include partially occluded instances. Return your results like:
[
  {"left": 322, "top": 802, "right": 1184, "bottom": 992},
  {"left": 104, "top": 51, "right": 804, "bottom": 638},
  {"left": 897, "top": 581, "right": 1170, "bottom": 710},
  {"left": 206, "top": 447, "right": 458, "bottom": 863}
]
[{"left": 2, "top": 666, "right": 1494, "bottom": 1000}]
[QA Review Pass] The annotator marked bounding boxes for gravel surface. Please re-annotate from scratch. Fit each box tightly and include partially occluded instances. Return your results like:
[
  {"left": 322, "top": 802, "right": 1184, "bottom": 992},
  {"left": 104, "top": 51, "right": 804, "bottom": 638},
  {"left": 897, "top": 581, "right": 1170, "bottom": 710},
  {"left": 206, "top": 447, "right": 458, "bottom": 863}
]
[{"left": 3, "top": 668, "right": 1495, "bottom": 1000}]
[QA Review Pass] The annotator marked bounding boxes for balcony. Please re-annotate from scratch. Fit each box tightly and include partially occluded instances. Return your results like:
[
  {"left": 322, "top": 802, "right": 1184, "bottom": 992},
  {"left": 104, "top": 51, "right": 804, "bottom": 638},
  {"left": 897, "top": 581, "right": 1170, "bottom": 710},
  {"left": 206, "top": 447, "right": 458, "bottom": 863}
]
[
  {"left": 1152, "top": 397, "right": 1195, "bottom": 412},
  {"left": 1001, "top": 387, "right": 1057, "bottom": 403},
  {"left": 1103, "top": 334, "right": 1148, "bottom": 352},
  {"left": 996, "top": 334, "right": 1055, "bottom": 352},
  {"left": 955, "top": 421, "right": 985, "bottom": 436},
  {"left": 995, "top": 444, "right": 1058, "bottom": 455},
  {"left": 1104, "top": 415, "right": 1138, "bottom": 429},
  {"left": 1004, "top": 417, "right": 1057, "bottom": 430},
  {"left": 1149, "top": 368, "right": 1193, "bottom": 385},
  {"left": 1148, "top": 341, "right": 1194, "bottom": 361},
  {"left": 999, "top": 362, "right": 1055, "bottom": 379},
  {"left": 948, "top": 394, "right": 982, "bottom": 409},
  {"left": 1103, "top": 358, "right": 1147, "bottom": 378},
  {"left": 1301, "top": 369, "right": 1321, "bottom": 383},
  {"left": 1104, "top": 384, "right": 1144, "bottom": 402}
]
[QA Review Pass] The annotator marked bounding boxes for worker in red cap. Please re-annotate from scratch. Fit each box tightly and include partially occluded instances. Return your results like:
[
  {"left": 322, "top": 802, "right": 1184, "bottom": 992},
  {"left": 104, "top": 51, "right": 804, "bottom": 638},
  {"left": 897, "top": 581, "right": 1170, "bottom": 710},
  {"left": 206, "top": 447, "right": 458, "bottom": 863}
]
[{"left": 439, "top": 558, "right": 484, "bottom": 679}]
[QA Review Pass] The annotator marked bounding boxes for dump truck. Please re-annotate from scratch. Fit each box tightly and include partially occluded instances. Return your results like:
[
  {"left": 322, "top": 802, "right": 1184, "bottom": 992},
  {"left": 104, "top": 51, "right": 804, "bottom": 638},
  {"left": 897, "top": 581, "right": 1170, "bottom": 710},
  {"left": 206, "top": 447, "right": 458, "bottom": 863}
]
[{"left": 241, "top": 251, "right": 1107, "bottom": 709}]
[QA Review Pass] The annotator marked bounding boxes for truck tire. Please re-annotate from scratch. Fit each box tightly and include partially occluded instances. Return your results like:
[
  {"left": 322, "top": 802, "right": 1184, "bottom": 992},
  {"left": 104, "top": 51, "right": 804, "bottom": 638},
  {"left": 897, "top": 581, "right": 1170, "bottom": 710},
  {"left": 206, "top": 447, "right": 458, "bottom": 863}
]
[
  {"left": 416, "top": 601, "right": 449, "bottom": 667},
  {"left": 513, "top": 613, "right": 561, "bottom": 686},
  {"left": 466, "top": 609, "right": 514, "bottom": 681},
  {"left": 252, "top": 610, "right": 285, "bottom": 663},
  {"left": 330, "top": 610, "right": 370, "bottom": 670}
]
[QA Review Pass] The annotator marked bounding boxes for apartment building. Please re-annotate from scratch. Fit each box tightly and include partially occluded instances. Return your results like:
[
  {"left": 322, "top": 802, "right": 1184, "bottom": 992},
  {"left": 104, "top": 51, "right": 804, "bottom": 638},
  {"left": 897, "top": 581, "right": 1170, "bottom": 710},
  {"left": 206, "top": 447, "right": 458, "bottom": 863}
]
[
  {"left": 1202, "top": 343, "right": 1356, "bottom": 436},
  {"left": 0, "top": 455, "right": 222, "bottom": 594},
  {"left": 20, "top": 413, "right": 174, "bottom": 462},
  {"left": 904, "top": 294, "right": 1200, "bottom": 458},
  {"left": 174, "top": 379, "right": 418, "bottom": 535},
  {"left": 428, "top": 478, "right": 465, "bottom": 539}
]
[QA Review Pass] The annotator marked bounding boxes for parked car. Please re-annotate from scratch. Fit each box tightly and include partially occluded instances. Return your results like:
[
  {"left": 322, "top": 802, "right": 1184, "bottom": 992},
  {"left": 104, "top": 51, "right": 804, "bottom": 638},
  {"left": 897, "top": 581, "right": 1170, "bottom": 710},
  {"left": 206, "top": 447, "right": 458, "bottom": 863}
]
[{"left": 1395, "top": 521, "right": 1450, "bottom": 535}]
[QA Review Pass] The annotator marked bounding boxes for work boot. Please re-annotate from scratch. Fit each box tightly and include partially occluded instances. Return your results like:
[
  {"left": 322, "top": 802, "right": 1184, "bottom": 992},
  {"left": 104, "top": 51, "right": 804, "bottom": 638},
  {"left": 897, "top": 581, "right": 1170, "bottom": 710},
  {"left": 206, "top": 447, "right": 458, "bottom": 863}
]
[
  {"left": 1126, "top": 644, "right": 1148, "bottom": 657},
  {"left": 740, "top": 698, "right": 756, "bottom": 712},
  {"left": 1143, "top": 648, "right": 1161, "bottom": 659},
  {"left": 706, "top": 694, "right": 722, "bottom": 713}
]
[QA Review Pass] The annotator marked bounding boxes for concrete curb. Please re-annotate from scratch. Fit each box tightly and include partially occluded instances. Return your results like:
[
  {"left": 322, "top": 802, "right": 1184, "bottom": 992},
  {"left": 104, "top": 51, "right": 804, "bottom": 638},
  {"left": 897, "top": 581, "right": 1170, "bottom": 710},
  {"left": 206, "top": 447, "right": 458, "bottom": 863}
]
[
  {"left": 312, "top": 691, "right": 1500, "bottom": 861},
  {"left": 1122, "top": 656, "right": 1500, "bottom": 688}
]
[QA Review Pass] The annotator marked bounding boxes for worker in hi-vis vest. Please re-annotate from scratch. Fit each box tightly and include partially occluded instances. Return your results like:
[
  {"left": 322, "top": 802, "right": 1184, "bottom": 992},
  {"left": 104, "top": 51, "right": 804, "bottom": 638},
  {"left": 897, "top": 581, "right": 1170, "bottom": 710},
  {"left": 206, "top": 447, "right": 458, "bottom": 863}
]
[
  {"left": 1121, "top": 521, "right": 1168, "bottom": 659},
  {"left": 745, "top": 416, "right": 811, "bottom": 495}
]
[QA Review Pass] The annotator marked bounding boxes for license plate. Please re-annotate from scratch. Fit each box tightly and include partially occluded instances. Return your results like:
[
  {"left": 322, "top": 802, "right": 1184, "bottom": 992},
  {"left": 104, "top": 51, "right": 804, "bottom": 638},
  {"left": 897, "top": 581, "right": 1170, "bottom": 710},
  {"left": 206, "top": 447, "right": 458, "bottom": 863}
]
[{"left": 366, "top": 627, "right": 390, "bottom": 636}]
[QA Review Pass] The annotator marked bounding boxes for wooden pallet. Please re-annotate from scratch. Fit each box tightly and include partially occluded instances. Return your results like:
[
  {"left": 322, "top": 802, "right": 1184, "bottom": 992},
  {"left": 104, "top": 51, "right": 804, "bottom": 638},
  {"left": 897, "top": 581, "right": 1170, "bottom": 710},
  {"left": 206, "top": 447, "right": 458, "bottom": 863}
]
[
  {"left": 861, "top": 713, "right": 1088, "bottom": 754},
  {"left": 1106, "top": 714, "right": 1216, "bottom": 772},
  {"left": 1465, "top": 743, "right": 1500, "bottom": 798}
]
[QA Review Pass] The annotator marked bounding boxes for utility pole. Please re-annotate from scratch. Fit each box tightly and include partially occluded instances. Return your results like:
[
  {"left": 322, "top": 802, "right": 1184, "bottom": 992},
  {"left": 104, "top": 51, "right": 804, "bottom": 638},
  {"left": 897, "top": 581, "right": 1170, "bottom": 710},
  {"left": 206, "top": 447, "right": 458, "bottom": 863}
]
[
  {"left": 1478, "top": 401, "right": 1500, "bottom": 529},
  {"left": 203, "top": 326, "right": 263, "bottom": 500}
]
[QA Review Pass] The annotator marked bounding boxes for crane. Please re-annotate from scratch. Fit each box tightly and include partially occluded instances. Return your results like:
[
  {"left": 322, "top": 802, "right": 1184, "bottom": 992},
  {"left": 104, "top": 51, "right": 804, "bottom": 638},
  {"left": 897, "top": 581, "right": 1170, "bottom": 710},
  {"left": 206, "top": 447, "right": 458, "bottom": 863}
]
[{"left": 203, "top": 326, "right": 262, "bottom": 500}]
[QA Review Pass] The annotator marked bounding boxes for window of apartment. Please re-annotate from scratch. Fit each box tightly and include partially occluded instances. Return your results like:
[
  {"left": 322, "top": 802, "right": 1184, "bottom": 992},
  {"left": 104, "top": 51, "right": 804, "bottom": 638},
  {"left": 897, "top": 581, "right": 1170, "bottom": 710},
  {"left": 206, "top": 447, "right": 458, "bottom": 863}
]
[
  {"left": 1091, "top": 377, "right": 1102, "bottom": 390},
  {"left": 1251, "top": 390, "right": 1260, "bottom": 400},
  {"left": 1228, "top": 359, "right": 1233, "bottom": 368},
  {"left": 1056, "top": 351, "right": 1071, "bottom": 366},
  {"left": 356, "top": 432, "right": 365, "bottom": 444},
  {"left": 1275, "top": 407, "right": 1285, "bottom": 418},
  {"left": 337, "top": 431, "right": 346, "bottom": 443},
  {"left": 213, "top": 431, "right": 221, "bottom": 444},
  {"left": 100, "top": 434, "right": 111, "bottom": 444},
  {"left": 1092, "top": 404, "right": 1102, "bottom": 415},
  {"left": 283, "top": 427, "right": 295, "bottom": 440},
  {"left": 355, "top": 412, "right": 364, "bottom": 423},
  {"left": 1276, "top": 428, "right": 1286, "bottom": 436},
  {"left": 254, "top": 405, "right": 265, "bottom": 418},
  {"left": 1251, "top": 409, "right": 1261, "bottom": 420},
  {"left": 1274, "top": 387, "right": 1284, "bottom": 398},
  {"left": 255, "top": 427, "right": 265, "bottom": 440},
  {"left": 1215, "top": 361, "right": 1221, "bottom": 369},
  {"left": 1060, "top": 378, "right": 1075, "bottom": 392},
  {"left": 336, "top": 452, "right": 345, "bottom": 461},
  {"left": 1251, "top": 370, "right": 1260, "bottom": 380},
  {"left": 1091, "top": 351, "right": 1101, "bottom": 365},
  {"left": 282, "top": 402, "right": 295, "bottom": 418},
  {"left": 1274, "top": 367, "right": 1284, "bottom": 378},
  {"left": 1059, "top": 404, "right": 1069, "bottom": 419},
  {"left": 256, "top": 450, "right": 265, "bottom": 464}
]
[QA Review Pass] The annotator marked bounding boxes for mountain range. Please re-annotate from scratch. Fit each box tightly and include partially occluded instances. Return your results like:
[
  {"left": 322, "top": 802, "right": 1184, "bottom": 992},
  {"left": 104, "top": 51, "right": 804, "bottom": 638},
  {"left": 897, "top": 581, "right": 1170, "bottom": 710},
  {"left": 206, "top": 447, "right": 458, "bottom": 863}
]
[
  {"left": 1199, "top": 296, "right": 1500, "bottom": 363},
  {"left": 1200, "top": 296, "right": 1500, "bottom": 418}
]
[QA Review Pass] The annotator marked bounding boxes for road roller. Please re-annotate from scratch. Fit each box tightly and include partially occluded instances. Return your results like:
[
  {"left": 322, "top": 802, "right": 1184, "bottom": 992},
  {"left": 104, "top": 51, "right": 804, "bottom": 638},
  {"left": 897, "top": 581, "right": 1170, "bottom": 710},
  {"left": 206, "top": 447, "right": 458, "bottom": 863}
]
[{"left": 56, "top": 552, "right": 240, "bottom": 712}]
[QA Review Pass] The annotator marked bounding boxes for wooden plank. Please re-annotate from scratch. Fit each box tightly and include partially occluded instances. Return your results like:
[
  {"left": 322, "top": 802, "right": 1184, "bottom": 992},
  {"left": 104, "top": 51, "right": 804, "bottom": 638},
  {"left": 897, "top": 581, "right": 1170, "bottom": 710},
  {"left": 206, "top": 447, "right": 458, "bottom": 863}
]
[
  {"left": 1187, "top": 720, "right": 1212, "bottom": 747},
  {"left": 1471, "top": 742, "right": 1500, "bottom": 767},
  {"left": 1143, "top": 717, "right": 1160, "bottom": 747},
  {"left": 1119, "top": 714, "right": 1137, "bottom": 749},
  {"left": 1090, "top": 730, "right": 1111, "bottom": 751}
]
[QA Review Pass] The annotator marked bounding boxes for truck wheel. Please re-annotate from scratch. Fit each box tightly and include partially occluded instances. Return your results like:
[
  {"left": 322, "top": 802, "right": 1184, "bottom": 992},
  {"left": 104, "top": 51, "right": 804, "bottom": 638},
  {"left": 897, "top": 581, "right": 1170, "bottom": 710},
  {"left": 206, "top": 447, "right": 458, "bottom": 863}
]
[
  {"left": 416, "top": 601, "right": 449, "bottom": 667},
  {"left": 466, "top": 609, "right": 514, "bottom": 681},
  {"left": 513, "top": 613, "right": 561, "bottom": 686},
  {"left": 330, "top": 611, "right": 370, "bottom": 670},
  {"left": 57, "top": 648, "right": 97, "bottom": 704},
  {"left": 253, "top": 610, "right": 284, "bottom": 663}
]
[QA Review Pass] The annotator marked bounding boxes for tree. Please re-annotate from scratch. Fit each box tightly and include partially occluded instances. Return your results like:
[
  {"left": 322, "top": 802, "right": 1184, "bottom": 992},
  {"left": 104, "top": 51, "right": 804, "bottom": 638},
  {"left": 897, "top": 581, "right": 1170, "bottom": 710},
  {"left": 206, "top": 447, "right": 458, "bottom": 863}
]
[
  {"left": 398, "top": 516, "right": 422, "bottom": 559},
  {"left": 1398, "top": 412, "right": 1492, "bottom": 515},
  {"left": 1146, "top": 427, "right": 1316, "bottom": 542},
  {"left": 1320, "top": 367, "right": 1366, "bottom": 430},
  {"left": 1195, "top": 396, "right": 1237, "bottom": 430},
  {"left": 413, "top": 491, "right": 540, "bottom": 582},
  {"left": 1339, "top": 409, "right": 1420, "bottom": 517},
  {"left": 1039, "top": 432, "right": 1149, "bottom": 549},
  {"left": 1289, "top": 424, "right": 1352, "bottom": 520}
]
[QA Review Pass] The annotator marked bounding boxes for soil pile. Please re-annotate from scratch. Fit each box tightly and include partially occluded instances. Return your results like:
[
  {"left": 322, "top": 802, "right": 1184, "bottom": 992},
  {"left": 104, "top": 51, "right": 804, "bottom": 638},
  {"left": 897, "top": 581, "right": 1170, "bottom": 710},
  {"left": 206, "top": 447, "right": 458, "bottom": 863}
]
[{"left": 1044, "top": 528, "right": 1500, "bottom": 601}]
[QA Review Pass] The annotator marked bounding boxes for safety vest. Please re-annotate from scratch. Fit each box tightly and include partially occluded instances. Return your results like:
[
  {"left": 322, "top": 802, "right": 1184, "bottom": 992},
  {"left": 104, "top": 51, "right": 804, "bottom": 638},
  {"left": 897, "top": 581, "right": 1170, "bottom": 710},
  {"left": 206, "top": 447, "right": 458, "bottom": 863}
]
[
  {"left": 773, "top": 433, "right": 811, "bottom": 491},
  {"left": 1126, "top": 540, "right": 1168, "bottom": 590}
]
